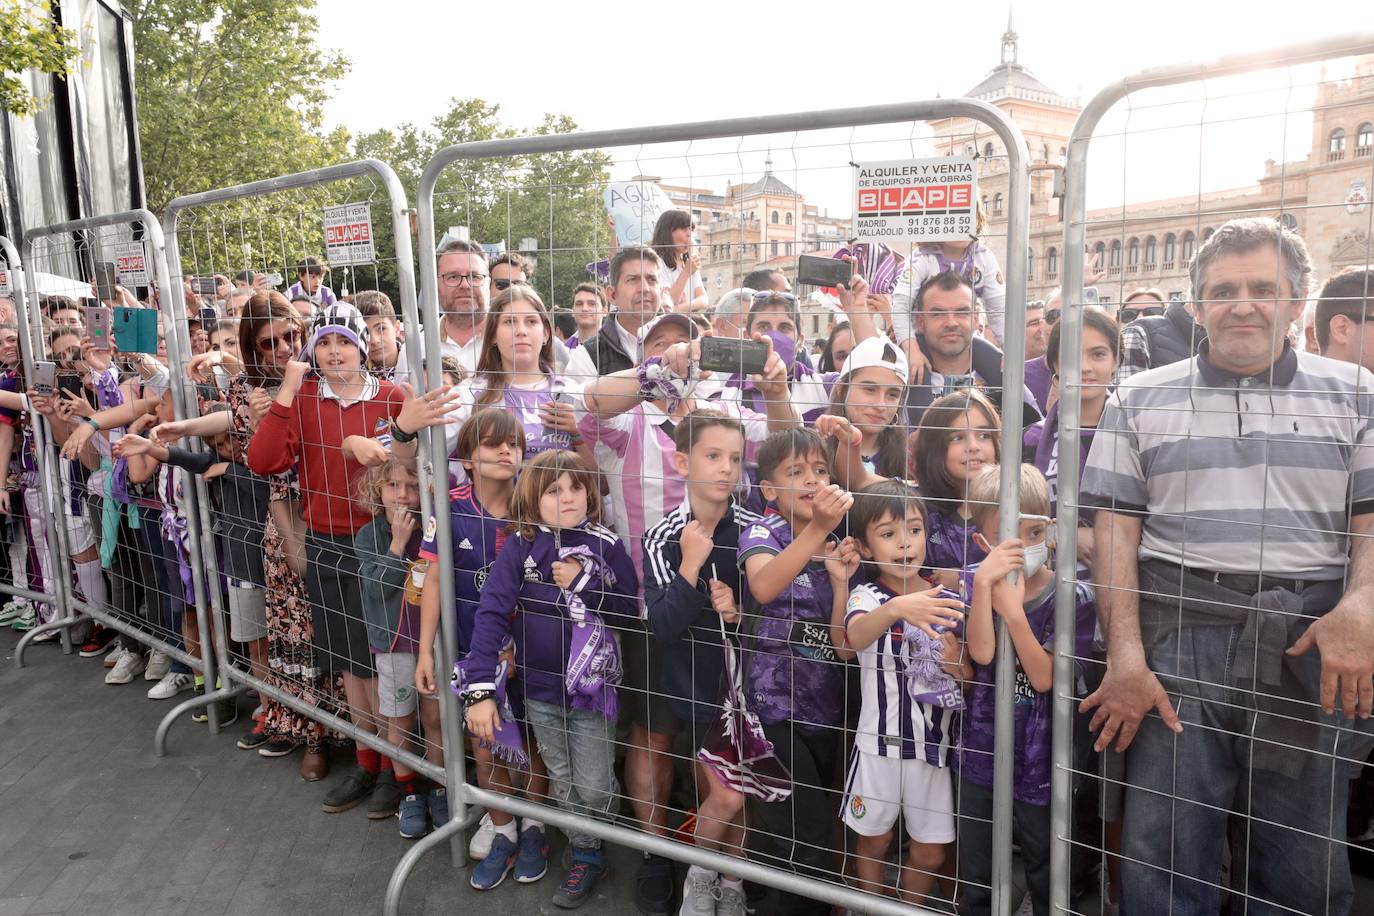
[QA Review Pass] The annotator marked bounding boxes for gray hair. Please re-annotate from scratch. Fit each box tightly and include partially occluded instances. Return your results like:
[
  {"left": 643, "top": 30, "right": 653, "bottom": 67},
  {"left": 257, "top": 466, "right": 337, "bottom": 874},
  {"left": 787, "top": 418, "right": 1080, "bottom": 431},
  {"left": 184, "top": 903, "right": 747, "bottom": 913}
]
[
  {"left": 713, "top": 287, "right": 756, "bottom": 329},
  {"left": 1188, "top": 217, "right": 1312, "bottom": 304}
]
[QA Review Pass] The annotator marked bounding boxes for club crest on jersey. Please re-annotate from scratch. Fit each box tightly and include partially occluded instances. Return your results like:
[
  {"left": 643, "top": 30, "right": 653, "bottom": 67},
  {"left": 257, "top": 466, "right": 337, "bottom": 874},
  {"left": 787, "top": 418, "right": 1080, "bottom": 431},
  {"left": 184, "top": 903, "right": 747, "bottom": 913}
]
[
  {"left": 373, "top": 417, "right": 393, "bottom": 448},
  {"left": 850, "top": 796, "right": 866, "bottom": 819},
  {"left": 475, "top": 562, "right": 492, "bottom": 591},
  {"left": 424, "top": 516, "right": 437, "bottom": 542}
]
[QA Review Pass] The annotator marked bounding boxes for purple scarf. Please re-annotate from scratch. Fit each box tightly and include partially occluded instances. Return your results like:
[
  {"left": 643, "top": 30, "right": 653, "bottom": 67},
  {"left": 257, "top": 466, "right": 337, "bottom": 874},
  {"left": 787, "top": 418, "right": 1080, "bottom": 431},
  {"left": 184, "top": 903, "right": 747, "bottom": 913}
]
[
  {"left": 558, "top": 544, "right": 623, "bottom": 721},
  {"left": 832, "top": 242, "right": 906, "bottom": 295},
  {"left": 901, "top": 590, "right": 965, "bottom": 710},
  {"left": 453, "top": 644, "right": 530, "bottom": 769}
]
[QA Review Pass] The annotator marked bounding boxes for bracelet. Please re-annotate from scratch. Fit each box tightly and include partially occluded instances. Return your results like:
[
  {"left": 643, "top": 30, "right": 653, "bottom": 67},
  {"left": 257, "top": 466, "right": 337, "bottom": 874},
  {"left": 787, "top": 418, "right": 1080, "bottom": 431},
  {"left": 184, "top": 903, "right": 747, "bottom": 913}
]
[
  {"left": 462, "top": 688, "right": 495, "bottom": 708},
  {"left": 86, "top": 418, "right": 101, "bottom": 433},
  {"left": 390, "top": 419, "right": 418, "bottom": 444}
]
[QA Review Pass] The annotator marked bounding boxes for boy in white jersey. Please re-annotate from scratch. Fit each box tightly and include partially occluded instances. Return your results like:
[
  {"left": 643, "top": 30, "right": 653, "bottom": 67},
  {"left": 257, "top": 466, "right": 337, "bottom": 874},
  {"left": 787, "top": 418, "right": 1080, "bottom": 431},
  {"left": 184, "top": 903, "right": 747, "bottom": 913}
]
[{"left": 838, "top": 479, "right": 969, "bottom": 906}]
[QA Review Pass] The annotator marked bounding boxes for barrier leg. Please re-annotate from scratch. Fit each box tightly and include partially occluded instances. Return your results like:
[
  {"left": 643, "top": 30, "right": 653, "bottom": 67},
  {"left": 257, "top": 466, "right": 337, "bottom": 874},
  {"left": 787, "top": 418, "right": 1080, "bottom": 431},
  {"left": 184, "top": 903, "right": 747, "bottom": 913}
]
[
  {"left": 13, "top": 616, "right": 81, "bottom": 667},
  {"left": 154, "top": 684, "right": 250, "bottom": 757}
]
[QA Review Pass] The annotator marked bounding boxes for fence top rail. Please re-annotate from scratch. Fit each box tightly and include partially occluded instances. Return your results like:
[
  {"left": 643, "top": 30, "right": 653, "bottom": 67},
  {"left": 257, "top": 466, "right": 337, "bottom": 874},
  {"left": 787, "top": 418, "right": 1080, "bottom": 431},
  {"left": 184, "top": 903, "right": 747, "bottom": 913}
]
[
  {"left": 416, "top": 97, "right": 1028, "bottom": 201},
  {"left": 22, "top": 207, "right": 164, "bottom": 248},
  {"left": 161, "top": 158, "right": 405, "bottom": 232}
]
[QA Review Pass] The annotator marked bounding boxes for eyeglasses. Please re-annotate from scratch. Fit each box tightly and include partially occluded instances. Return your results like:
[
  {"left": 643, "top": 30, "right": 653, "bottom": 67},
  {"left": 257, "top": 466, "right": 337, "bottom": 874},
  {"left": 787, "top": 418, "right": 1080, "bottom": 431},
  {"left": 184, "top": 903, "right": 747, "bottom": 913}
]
[
  {"left": 440, "top": 272, "right": 488, "bottom": 288},
  {"left": 1119, "top": 305, "right": 1165, "bottom": 323},
  {"left": 257, "top": 329, "right": 301, "bottom": 352},
  {"left": 1045, "top": 308, "right": 1061, "bottom": 325}
]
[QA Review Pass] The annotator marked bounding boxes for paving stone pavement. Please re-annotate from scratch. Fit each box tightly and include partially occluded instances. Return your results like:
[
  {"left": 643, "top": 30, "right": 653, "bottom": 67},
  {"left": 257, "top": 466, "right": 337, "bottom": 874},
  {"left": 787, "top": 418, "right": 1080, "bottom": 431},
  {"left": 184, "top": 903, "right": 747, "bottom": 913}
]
[{"left": 0, "top": 630, "right": 650, "bottom": 916}]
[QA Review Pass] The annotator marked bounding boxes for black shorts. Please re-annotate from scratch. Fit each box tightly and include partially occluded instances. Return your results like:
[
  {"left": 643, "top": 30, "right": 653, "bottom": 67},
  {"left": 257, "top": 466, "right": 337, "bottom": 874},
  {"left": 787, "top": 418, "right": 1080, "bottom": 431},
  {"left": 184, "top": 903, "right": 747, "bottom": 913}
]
[
  {"left": 305, "top": 529, "right": 375, "bottom": 678},
  {"left": 619, "top": 617, "right": 688, "bottom": 738}
]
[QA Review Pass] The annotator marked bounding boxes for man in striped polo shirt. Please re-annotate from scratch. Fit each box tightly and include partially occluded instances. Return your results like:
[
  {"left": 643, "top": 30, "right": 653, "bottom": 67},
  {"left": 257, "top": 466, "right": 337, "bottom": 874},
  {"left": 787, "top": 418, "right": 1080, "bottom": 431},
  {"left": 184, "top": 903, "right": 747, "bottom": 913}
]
[{"left": 1080, "top": 217, "right": 1374, "bottom": 915}]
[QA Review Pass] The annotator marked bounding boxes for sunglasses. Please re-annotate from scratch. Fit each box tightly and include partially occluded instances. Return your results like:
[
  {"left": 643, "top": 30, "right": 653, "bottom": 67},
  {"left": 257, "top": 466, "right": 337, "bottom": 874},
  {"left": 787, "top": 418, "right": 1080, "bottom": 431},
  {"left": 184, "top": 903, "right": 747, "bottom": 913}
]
[
  {"left": 257, "top": 329, "right": 302, "bottom": 352},
  {"left": 493, "top": 278, "right": 526, "bottom": 292},
  {"left": 1120, "top": 305, "right": 1165, "bottom": 323},
  {"left": 752, "top": 290, "right": 798, "bottom": 302},
  {"left": 1045, "top": 308, "right": 1061, "bottom": 325}
]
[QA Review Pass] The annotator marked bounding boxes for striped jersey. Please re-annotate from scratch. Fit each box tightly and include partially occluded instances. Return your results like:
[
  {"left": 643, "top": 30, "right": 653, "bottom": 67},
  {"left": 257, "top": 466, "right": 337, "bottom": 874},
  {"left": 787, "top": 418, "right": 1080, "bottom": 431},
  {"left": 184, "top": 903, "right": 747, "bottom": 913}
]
[
  {"left": 578, "top": 398, "right": 772, "bottom": 601},
  {"left": 1082, "top": 344, "right": 1374, "bottom": 578},
  {"left": 844, "top": 579, "right": 958, "bottom": 766}
]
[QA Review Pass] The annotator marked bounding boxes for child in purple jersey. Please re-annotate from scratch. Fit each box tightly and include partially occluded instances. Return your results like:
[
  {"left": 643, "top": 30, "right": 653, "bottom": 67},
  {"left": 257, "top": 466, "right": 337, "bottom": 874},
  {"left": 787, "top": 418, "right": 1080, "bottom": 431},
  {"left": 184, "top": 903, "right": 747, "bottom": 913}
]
[
  {"left": 910, "top": 389, "right": 1002, "bottom": 588},
  {"left": 738, "top": 428, "right": 859, "bottom": 916},
  {"left": 413, "top": 410, "right": 547, "bottom": 862},
  {"left": 463, "top": 451, "right": 639, "bottom": 905},
  {"left": 839, "top": 480, "right": 969, "bottom": 908},
  {"left": 958, "top": 464, "right": 1095, "bottom": 916},
  {"left": 353, "top": 456, "right": 433, "bottom": 834}
]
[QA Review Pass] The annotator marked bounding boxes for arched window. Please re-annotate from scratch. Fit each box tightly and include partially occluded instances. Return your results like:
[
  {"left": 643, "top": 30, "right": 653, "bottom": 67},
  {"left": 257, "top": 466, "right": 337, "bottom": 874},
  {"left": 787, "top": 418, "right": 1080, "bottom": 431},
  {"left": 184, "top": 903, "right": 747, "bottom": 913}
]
[
  {"left": 770, "top": 240, "right": 778, "bottom": 257},
  {"left": 1058, "top": 146, "right": 1067, "bottom": 164},
  {"left": 771, "top": 211, "right": 779, "bottom": 224},
  {"left": 1163, "top": 233, "right": 1177, "bottom": 266},
  {"left": 1357, "top": 123, "right": 1373, "bottom": 157},
  {"left": 1093, "top": 241, "right": 1107, "bottom": 266},
  {"left": 1278, "top": 213, "right": 1298, "bottom": 231},
  {"left": 1330, "top": 128, "right": 1347, "bottom": 162},
  {"left": 1128, "top": 238, "right": 1140, "bottom": 268},
  {"left": 1046, "top": 247, "right": 1059, "bottom": 278},
  {"left": 993, "top": 192, "right": 1004, "bottom": 214},
  {"left": 1182, "top": 231, "right": 1196, "bottom": 263},
  {"left": 981, "top": 193, "right": 989, "bottom": 211},
  {"left": 1109, "top": 240, "right": 1122, "bottom": 270},
  {"left": 984, "top": 142, "right": 995, "bottom": 158},
  {"left": 1041, "top": 143, "right": 1050, "bottom": 161},
  {"left": 1144, "top": 235, "right": 1157, "bottom": 266},
  {"left": 1028, "top": 249, "right": 1035, "bottom": 280},
  {"left": 784, "top": 212, "right": 793, "bottom": 226}
]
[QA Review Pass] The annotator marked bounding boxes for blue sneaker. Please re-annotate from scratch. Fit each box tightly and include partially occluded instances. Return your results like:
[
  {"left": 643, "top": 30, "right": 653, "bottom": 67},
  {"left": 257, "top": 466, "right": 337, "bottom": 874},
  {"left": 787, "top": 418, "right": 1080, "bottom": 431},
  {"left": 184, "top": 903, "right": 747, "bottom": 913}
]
[
  {"left": 514, "top": 825, "right": 548, "bottom": 883},
  {"left": 427, "top": 786, "right": 450, "bottom": 830},
  {"left": 398, "top": 793, "right": 429, "bottom": 839},
  {"left": 552, "top": 847, "right": 607, "bottom": 909},
  {"left": 470, "top": 833, "right": 518, "bottom": 891}
]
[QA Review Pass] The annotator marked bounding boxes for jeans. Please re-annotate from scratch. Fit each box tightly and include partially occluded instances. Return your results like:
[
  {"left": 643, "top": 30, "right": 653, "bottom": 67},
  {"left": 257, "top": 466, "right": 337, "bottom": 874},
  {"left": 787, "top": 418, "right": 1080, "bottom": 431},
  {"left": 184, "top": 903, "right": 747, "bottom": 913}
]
[
  {"left": 1122, "top": 619, "right": 1374, "bottom": 916},
  {"left": 524, "top": 697, "right": 618, "bottom": 850},
  {"left": 956, "top": 777, "right": 1051, "bottom": 916},
  {"left": 140, "top": 504, "right": 189, "bottom": 674}
]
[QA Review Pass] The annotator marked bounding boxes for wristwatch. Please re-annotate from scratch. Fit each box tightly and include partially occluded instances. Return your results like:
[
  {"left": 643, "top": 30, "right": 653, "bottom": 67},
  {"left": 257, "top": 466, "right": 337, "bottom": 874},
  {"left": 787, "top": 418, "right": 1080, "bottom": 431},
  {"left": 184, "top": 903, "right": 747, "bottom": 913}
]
[{"left": 390, "top": 419, "right": 418, "bottom": 444}]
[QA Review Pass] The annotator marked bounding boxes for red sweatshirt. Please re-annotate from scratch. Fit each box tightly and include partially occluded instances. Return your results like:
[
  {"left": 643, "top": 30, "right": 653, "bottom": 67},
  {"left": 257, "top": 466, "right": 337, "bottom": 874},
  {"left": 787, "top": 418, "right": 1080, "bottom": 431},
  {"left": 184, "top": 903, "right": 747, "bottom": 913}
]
[{"left": 246, "top": 375, "right": 405, "bottom": 535}]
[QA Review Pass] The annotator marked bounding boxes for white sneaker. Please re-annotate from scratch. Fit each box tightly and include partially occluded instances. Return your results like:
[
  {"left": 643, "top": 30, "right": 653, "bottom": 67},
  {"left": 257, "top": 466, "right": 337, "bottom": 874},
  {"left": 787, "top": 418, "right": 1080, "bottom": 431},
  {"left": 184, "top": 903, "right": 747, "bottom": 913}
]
[
  {"left": 145, "top": 650, "right": 171, "bottom": 681},
  {"left": 679, "top": 867, "right": 719, "bottom": 916},
  {"left": 147, "top": 671, "right": 194, "bottom": 700},
  {"left": 0, "top": 598, "right": 29, "bottom": 625},
  {"left": 715, "top": 880, "right": 747, "bottom": 916},
  {"left": 469, "top": 811, "right": 496, "bottom": 860},
  {"left": 105, "top": 649, "right": 146, "bottom": 684}
]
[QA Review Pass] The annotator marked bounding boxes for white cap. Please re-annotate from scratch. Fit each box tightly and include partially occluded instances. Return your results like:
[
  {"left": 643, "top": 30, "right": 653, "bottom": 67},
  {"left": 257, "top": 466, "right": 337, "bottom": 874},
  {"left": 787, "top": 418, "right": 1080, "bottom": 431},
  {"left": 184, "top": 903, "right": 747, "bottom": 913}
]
[{"left": 837, "top": 336, "right": 908, "bottom": 385}]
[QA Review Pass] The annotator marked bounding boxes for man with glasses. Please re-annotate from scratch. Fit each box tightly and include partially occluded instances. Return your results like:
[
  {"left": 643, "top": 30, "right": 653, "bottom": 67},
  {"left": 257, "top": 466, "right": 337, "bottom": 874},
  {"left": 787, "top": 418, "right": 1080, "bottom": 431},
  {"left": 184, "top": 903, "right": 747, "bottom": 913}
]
[
  {"left": 488, "top": 251, "right": 531, "bottom": 299},
  {"left": 1113, "top": 286, "right": 1204, "bottom": 384},
  {"left": 1315, "top": 268, "right": 1374, "bottom": 373},
  {"left": 396, "top": 238, "right": 490, "bottom": 380},
  {"left": 906, "top": 271, "right": 1040, "bottom": 427}
]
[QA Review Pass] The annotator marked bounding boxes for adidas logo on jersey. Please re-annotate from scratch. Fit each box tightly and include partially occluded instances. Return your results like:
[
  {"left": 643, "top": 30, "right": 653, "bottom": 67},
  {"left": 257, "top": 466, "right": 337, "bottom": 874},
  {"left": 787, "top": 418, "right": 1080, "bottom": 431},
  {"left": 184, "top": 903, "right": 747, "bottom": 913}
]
[
  {"left": 458, "top": 538, "right": 473, "bottom": 550},
  {"left": 523, "top": 555, "right": 541, "bottom": 582},
  {"left": 795, "top": 573, "right": 812, "bottom": 589}
]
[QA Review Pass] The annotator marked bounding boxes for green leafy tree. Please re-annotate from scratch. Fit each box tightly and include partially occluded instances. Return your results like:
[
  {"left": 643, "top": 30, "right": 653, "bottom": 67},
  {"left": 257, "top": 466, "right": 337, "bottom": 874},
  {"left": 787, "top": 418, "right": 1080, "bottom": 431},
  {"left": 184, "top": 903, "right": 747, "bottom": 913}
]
[
  {"left": 355, "top": 100, "right": 612, "bottom": 309},
  {"left": 0, "top": 0, "right": 80, "bottom": 117}
]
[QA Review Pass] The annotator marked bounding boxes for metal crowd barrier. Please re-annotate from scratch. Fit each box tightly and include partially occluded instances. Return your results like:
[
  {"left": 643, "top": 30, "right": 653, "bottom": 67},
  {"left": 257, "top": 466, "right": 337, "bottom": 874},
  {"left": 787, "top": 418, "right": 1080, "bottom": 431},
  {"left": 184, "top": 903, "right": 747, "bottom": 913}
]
[
  {"left": 1055, "top": 32, "right": 1374, "bottom": 916},
  {"left": 12, "top": 212, "right": 222, "bottom": 728},
  {"left": 384, "top": 96, "right": 1032, "bottom": 916}
]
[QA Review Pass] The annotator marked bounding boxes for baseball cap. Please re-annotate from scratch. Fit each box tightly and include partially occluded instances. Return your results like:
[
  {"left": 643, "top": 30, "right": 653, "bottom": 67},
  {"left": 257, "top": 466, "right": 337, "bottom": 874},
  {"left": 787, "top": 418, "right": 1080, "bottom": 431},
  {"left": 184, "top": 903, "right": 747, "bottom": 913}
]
[
  {"left": 637, "top": 312, "right": 699, "bottom": 360},
  {"left": 837, "top": 336, "right": 909, "bottom": 385}
]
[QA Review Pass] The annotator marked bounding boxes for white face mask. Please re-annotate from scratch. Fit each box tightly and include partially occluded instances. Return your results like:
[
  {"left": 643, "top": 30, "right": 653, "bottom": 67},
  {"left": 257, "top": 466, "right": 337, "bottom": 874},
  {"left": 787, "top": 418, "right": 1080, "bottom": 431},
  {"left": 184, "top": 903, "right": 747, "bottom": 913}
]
[{"left": 1024, "top": 541, "right": 1049, "bottom": 578}]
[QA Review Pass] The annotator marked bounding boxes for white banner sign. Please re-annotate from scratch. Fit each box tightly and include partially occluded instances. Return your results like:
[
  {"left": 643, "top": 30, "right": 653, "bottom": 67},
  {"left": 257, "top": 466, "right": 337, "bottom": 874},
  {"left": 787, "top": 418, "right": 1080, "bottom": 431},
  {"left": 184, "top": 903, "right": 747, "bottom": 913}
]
[
  {"left": 113, "top": 240, "right": 149, "bottom": 286},
  {"left": 604, "top": 181, "right": 675, "bottom": 247},
  {"left": 323, "top": 202, "right": 376, "bottom": 266},
  {"left": 853, "top": 157, "right": 976, "bottom": 244},
  {"left": 0, "top": 270, "right": 9, "bottom": 296}
]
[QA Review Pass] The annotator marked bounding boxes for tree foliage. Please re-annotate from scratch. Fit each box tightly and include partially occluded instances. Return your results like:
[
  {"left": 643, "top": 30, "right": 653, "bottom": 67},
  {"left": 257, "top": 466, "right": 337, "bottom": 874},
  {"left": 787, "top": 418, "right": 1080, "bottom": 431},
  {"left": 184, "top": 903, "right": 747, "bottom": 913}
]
[
  {"left": 355, "top": 101, "right": 612, "bottom": 309},
  {"left": 0, "top": 0, "right": 80, "bottom": 117},
  {"left": 129, "top": 0, "right": 351, "bottom": 214}
]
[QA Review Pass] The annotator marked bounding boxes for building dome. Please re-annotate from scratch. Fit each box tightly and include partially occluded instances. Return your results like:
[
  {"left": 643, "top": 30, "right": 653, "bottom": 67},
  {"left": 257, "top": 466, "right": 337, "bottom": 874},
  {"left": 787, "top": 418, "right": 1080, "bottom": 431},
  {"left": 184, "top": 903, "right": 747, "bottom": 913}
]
[{"left": 965, "top": 14, "right": 1076, "bottom": 109}]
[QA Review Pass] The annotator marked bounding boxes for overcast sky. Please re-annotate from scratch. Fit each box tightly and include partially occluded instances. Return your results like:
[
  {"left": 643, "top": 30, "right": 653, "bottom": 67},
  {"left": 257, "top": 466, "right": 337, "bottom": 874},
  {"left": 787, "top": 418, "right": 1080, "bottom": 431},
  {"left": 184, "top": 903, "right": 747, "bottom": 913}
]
[{"left": 317, "top": 1, "right": 1372, "bottom": 216}]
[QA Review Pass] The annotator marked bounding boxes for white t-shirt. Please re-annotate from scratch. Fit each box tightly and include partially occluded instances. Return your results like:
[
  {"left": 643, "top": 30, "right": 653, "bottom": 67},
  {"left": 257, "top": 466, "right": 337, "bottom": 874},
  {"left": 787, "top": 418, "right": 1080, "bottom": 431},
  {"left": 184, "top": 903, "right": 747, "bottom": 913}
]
[
  {"left": 564, "top": 316, "right": 640, "bottom": 385},
  {"left": 661, "top": 262, "right": 706, "bottom": 310},
  {"left": 393, "top": 326, "right": 483, "bottom": 382}
]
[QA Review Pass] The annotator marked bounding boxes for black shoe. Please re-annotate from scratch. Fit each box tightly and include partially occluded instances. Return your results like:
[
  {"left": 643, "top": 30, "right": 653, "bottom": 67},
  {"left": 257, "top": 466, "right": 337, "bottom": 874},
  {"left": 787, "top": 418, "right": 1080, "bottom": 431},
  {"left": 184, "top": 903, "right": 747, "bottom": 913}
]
[
  {"left": 190, "top": 684, "right": 209, "bottom": 723},
  {"left": 367, "top": 771, "right": 402, "bottom": 819},
  {"left": 257, "top": 737, "right": 298, "bottom": 758},
  {"left": 634, "top": 853, "right": 675, "bottom": 915},
  {"left": 215, "top": 696, "right": 239, "bottom": 727},
  {"left": 321, "top": 767, "right": 377, "bottom": 813},
  {"left": 236, "top": 721, "right": 271, "bottom": 751}
]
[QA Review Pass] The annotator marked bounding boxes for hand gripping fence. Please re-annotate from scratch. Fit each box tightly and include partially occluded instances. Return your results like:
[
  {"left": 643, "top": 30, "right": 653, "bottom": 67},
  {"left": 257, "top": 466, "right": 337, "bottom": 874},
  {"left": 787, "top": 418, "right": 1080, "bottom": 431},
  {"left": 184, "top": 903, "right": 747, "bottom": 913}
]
[
  {"left": 381, "top": 97, "right": 1033, "bottom": 916},
  {"left": 157, "top": 160, "right": 450, "bottom": 775},
  {"left": 13, "top": 212, "right": 222, "bottom": 726},
  {"left": 1, "top": 235, "right": 73, "bottom": 654},
  {"left": 1055, "top": 32, "right": 1374, "bottom": 916}
]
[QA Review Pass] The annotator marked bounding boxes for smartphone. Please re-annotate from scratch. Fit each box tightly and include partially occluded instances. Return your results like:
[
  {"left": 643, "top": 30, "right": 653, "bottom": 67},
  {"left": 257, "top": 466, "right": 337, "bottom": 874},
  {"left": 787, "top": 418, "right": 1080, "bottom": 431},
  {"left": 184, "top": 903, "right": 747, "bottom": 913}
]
[
  {"left": 699, "top": 335, "right": 768, "bottom": 376},
  {"left": 85, "top": 306, "right": 114, "bottom": 349},
  {"left": 57, "top": 373, "right": 85, "bottom": 402},
  {"left": 198, "top": 306, "right": 219, "bottom": 326},
  {"left": 113, "top": 306, "right": 158, "bottom": 354},
  {"left": 94, "top": 261, "right": 118, "bottom": 302},
  {"left": 193, "top": 276, "right": 219, "bottom": 298},
  {"left": 31, "top": 361, "right": 56, "bottom": 396},
  {"left": 796, "top": 254, "right": 852, "bottom": 289},
  {"left": 265, "top": 272, "right": 283, "bottom": 288},
  {"left": 543, "top": 390, "right": 577, "bottom": 437}
]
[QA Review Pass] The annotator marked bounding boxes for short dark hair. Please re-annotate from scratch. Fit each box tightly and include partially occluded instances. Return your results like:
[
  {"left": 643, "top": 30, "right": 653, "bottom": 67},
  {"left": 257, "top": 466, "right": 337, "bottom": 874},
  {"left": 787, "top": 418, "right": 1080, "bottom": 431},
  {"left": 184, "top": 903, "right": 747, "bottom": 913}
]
[
  {"left": 746, "top": 292, "right": 801, "bottom": 336},
  {"left": 40, "top": 295, "right": 77, "bottom": 316},
  {"left": 742, "top": 268, "right": 785, "bottom": 291},
  {"left": 609, "top": 246, "right": 662, "bottom": 287},
  {"left": 234, "top": 269, "right": 256, "bottom": 285},
  {"left": 915, "top": 270, "right": 974, "bottom": 312},
  {"left": 912, "top": 389, "right": 1001, "bottom": 505},
  {"left": 756, "top": 428, "right": 828, "bottom": 484},
  {"left": 572, "top": 282, "right": 606, "bottom": 307},
  {"left": 297, "top": 255, "right": 324, "bottom": 276},
  {"left": 849, "top": 479, "right": 927, "bottom": 561},
  {"left": 671, "top": 407, "right": 743, "bottom": 454},
  {"left": 1316, "top": 268, "right": 1374, "bottom": 352},
  {"left": 455, "top": 407, "right": 526, "bottom": 468},
  {"left": 1046, "top": 306, "right": 1120, "bottom": 375},
  {"left": 489, "top": 251, "right": 532, "bottom": 278},
  {"left": 552, "top": 308, "right": 577, "bottom": 340},
  {"left": 353, "top": 289, "right": 397, "bottom": 322}
]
